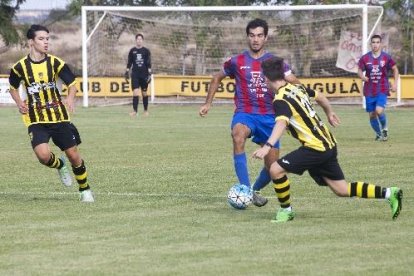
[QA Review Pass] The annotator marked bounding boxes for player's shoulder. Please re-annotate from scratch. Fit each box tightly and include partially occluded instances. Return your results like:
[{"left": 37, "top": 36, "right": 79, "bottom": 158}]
[
  {"left": 48, "top": 54, "right": 64, "bottom": 62},
  {"left": 11, "top": 55, "right": 29, "bottom": 68}
]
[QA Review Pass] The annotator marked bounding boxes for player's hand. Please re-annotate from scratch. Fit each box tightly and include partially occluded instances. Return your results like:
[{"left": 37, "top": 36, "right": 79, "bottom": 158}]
[
  {"left": 327, "top": 112, "right": 340, "bottom": 127},
  {"left": 362, "top": 76, "right": 369, "bottom": 82},
  {"left": 199, "top": 103, "right": 211, "bottom": 117},
  {"left": 146, "top": 74, "right": 152, "bottom": 84},
  {"left": 390, "top": 83, "right": 397, "bottom": 92},
  {"left": 17, "top": 101, "right": 28, "bottom": 114},
  {"left": 65, "top": 97, "right": 75, "bottom": 113},
  {"left": 252, "top": 146, "right": 271, "bottom": 160},
  {"left": 124, "top": 70, "right": 129, "bottom": 82}
]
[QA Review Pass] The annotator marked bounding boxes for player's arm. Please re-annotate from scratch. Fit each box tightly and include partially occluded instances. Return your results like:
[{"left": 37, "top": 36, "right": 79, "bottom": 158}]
[
  {"left": 58, "top": 63, "right": 77, "bottom": 113},
  {"left": 125, "top": 49, "right": 133, "bottom": 80},
  {"left": 357, "top": 67, "right": 368, "bottom": 82},
  {"left": 9, "top": 68, "right": 28, "bottom": 114},
  {"left": 253, "top": 119, "right": 287, "bottom": 160},
  {"left": 390, "top": 64, "right": 399, "bottom": 92},
  {"left": 253, "top": 100, "right": 291, "bottom": 159},
  {"left": 199, "top": 70, "right": 226, "bottom": 117},
  {"left": 146, "top": 49, "right": 152, "bottom": 74},
  {"left": 314, "top": 90, "right": 340, "bottom": 127},
  {"left": 285, "top": 73, "right": 301, "bottom": 85},
  {"left": 146, "top": 49, "right": 152, "bottom": 83}
]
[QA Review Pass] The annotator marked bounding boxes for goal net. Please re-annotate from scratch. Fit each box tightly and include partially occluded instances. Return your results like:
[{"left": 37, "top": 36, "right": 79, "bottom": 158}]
[{"left": 81, "top": 5, "right": 384, "bottom": 107}]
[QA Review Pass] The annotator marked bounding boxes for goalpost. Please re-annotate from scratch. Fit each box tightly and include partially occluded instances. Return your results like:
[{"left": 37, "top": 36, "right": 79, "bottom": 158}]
[{"left": 81, "top": 5, "right": 385, "bottom": 107}]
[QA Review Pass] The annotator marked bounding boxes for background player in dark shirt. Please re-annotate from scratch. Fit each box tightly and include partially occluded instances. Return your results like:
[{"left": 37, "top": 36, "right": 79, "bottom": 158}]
[
  {"left": 8, "top": 24, "right": 94, "bottom": 203},
  {"left": 125, "top": 33, "right": 152, "bottom": 117}
]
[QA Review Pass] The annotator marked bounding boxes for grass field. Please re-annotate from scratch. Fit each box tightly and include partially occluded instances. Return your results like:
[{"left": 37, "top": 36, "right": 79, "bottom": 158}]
[{"left": 0, "top": 104, "right": 413, "bottom": 275}]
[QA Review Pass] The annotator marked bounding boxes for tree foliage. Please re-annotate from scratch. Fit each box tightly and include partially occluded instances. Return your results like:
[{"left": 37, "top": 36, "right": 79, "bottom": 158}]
[{"left": 0, "top": 0, "right": 25, "bottom": 46}]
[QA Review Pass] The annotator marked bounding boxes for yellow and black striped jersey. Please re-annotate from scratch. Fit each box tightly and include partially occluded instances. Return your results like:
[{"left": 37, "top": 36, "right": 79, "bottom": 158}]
[
  {"left": 9, "top": 54, "right": 76, "bottom": 127},
  {"left": 273, "top": 83, "right": 337, "bottom": 152}
]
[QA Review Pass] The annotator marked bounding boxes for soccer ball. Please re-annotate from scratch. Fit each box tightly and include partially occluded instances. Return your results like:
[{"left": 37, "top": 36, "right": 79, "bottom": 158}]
[{"left": 227, "top": 184, "right": 252, "bottom": 210}]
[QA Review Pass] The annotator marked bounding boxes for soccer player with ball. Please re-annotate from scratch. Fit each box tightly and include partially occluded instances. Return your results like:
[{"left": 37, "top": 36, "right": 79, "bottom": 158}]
[
  {"left": 252, "top": 56, "right": 402, "bottom": 223},
  {"left": 199, "top": 18, "right": 300, "bottom": 207}
]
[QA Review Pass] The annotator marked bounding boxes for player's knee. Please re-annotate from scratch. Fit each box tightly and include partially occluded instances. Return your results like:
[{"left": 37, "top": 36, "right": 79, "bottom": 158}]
[{"left": 38, "top": 154, "right": 51, "bottom": 165}]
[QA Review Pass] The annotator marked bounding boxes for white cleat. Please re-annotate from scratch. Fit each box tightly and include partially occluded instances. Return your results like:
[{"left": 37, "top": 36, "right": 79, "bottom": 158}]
[
  {"left": 57, "top": 156, "right": 72, "bottom": 187},
  {"left": 80, "top": 189, "right": 95, "bottom": 203}
]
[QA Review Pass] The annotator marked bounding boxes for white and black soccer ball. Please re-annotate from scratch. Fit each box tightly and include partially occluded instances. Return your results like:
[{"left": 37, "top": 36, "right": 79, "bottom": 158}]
[{"left": 227, "top": 184, "right": 252, "bottom": 210}]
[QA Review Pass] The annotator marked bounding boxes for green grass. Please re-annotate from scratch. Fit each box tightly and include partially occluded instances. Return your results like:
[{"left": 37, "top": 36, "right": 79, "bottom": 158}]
[{"left": 0, "top": 104, "right": 413, "bottom": 275}]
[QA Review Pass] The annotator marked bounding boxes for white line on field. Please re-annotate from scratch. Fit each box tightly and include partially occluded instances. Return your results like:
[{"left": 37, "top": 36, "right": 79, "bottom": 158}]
[{"left": 0, "top": 191, "right": 225, "bottom": 198}]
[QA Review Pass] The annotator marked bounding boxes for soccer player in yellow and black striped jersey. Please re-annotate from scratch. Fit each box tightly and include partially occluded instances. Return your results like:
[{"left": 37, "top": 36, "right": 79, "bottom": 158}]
[
  {"left": 8, "top": 24, "right": 94, "bottom": 203},
  {"left": 252, "top": 56, "right": 402, "bottom": 223}
]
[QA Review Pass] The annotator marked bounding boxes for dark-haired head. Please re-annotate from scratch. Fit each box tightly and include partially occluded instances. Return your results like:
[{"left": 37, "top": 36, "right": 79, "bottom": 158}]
[
  {"left": 261, "top": 57, "right": 285, "bottom": 82},
  {"left": 136, "top": 33, "right": 144, "bottom": 40},
  {"left": 246, "top": 18, "right": 268, "bottom": 37},
  {"left": 370, "top": 34, "right": 382, "bottom": 42},
  {"left": 27, "top": 24, "right": 49, "bottom": 40}
]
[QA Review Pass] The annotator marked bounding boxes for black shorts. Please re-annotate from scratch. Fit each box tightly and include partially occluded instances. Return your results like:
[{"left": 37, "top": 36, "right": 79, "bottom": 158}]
[
  {"left": 277, "top": 146, "right": 345, "bottom": 186},
  {"left": 131, "top": 76, "right": 148, "bottom": 91},
  {"left": 28, "top": 122, "right": 81, "bottom": 151}
]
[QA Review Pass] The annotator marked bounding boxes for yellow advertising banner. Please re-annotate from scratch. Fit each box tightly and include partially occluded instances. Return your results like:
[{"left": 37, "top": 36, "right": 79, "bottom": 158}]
[
  {"left": 65, "top": 76, "right": 409, "bottom": 98},
  {"left": 2, "top": 74, "right": 412, "bottom": 99}
]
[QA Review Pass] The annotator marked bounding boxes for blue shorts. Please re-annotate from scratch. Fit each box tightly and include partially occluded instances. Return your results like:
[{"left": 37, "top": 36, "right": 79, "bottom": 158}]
[
  {"left": 231, "top": 112, "right": 280, "bottom": 149},
  {"left": 365, "top": 93, "right": 388, "bottom": 112}
]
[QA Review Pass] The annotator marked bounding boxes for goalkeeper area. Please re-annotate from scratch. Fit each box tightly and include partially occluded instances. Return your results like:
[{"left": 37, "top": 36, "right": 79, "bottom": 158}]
[{"left": 82, "top": 5, "right": 384, "bottom": 106}]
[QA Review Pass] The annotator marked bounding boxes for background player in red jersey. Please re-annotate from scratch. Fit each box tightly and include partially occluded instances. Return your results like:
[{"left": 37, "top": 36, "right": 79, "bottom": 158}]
[
  {"left": 358, "top": 34, "right": 399, "bottom": 141},
  {"left": 125, "top": 33, "right": 152, "bottom": 117},
  {"left": 199, "top": 18, "right": 300, "bottom": 207}
]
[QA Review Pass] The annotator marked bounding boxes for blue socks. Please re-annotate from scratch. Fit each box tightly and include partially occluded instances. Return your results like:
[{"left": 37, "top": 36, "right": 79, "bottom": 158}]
[
  {"left": 378, "top": 113, "right": 387, "bottom": 130},
  {"left": 233, "top": 153, "right": 250, "bottom": 187},
  {"left": 252, "top": 167, "right": 271, "bottom": 191},
  {"left": 370, "top": 117, "right": 382, "bottom": 136}
]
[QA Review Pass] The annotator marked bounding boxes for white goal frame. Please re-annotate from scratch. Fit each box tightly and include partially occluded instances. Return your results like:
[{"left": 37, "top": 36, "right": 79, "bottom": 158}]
[{"left": 81, "top": 4, "right": 385, "bottom": 107}]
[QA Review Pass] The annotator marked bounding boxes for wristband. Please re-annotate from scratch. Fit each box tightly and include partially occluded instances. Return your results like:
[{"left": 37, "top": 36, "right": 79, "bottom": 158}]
[{"left": 265, "top": 142, "right": 273, "bottom": 148}]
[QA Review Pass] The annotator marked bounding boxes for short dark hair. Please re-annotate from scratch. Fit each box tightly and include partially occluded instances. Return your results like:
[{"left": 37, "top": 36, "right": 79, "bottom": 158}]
[
  {"left": 27, "top": 24, "right": 49, "bottom": 39},
  {"left": 261, "top": 57, "right": 285, "bottom": 82},
  {"left": 371, "top": 34, "right": 382, "bottom": 42},
  {"left": 246, "top": 18, "right": 268, "bottom": 37},
  {"left": 135, "top": 33, "right": 144, "bottom": 40}
]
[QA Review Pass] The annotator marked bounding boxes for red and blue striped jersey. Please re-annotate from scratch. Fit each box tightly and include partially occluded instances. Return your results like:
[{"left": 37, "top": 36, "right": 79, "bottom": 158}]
[
  {"left": 358, "top": 51, "right": 396, "bottom": 96},
  {"left": 222, "top": 51, "right": 292, "bottom": 114}
]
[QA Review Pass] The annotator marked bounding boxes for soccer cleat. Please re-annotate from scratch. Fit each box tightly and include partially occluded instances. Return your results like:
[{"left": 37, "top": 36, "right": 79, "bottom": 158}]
[
  {"left": 388, "top": 187, "right": 402, "bottom": 220},
  {"left": 144, "top": 111, "right": 149, "bottom": 116},
  {"left": 129, "top": 111, "right": 137, "bottom": 117},
  {"left": 80, "top": 189, "right": 95, "bottom": 203},
  {"left": 57, "top": 156, "right": 72, "bottom": 187},
  {"left": 382, "top": 129, "right": 388, "bottom": 141},
  {"left": 375, "top": 134, "right": 383, "bottom": 141},
  {"left": 252, "top": 190, "right": 268, "bottom": 207},
  {"left": 271, "top": 208, "right": 296, "bottom": 223}
]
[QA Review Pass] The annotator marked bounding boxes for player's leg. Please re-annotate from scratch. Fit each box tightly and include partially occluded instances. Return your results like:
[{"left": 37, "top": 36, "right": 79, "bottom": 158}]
[
  {"left": 366, "top": 96, "right": 382, "bottom": 140},
  {"left": 231, "top": 113, "right": 252, "bottom": 188},
  {"left": 131, "top": 88, "right": 140, "bottom": 117},
  {"left": 376, "top": 94, "right": 388, "bottom": 140},
  {"left": 52, "top": 123, "right": 94, "bottom": 202},
  {"left": 269, "top": 161, "right": 295, "bottom": 223},
  {"left": 251, "top": 114, "right": 280, "bottom": 206},
  {"left": 324, "top": 178, "right": 402, "bottom": 220},
  {"left": 64, "top": 146, "right": 94, "bottom": 202},
  {"left": 315, "top": 148, "right": 402, "bottom": 220},
  {"left": 130, "top": 77, "right": 140, "bottom": 117},
  {"left": 141, "top": 78, "right": 149, "bottom": 116},
  {"left": 252, "top": 115, "right": 279, "bottom": 190},
  {"left": 30, "top": 124, "right": 72, "bottom": 187}
]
